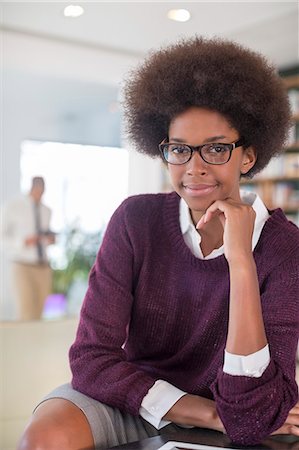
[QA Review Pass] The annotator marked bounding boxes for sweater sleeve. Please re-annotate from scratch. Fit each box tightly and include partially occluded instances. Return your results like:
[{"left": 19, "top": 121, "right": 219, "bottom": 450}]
[
  {"left": 69, "top": 199, "right": 157, "bottom": 415},
  {"left": 212, "top": 255, "right": 299, "bottom": 446}
]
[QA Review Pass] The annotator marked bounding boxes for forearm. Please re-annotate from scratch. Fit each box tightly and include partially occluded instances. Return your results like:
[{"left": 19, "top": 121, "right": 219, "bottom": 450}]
[
  {"left": 163, "top": 394, "right": 224, "bottom": 432},
  {"left": 226, "top": 255, "right": 267, "bottom": 355},
  {"left": 215, "top": 256, "right": 298, "bottom": 445}
]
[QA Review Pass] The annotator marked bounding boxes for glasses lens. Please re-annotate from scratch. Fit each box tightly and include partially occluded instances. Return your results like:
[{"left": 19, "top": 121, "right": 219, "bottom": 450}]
[
  {"left": 202, "top": 143, "right": 231, "bottom": 164},
  {"left": 163, "top": 144, "right": 191, "bottom": 164}
]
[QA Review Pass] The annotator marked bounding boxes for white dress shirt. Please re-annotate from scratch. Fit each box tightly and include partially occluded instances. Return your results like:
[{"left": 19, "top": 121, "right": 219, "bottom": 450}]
[
  {"left": 1, "top": 195, "right": 52, "bottom": 264},
  {"left": 140, "top": 190, "right": 271, "bottom": 429}
]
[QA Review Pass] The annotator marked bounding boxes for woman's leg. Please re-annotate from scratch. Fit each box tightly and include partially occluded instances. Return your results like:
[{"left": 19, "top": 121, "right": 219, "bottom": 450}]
[
  {"left": 17, "top": 383, "right": 179, "bottom": 449},
  {"left": 17, "top": 398, "right": 94, "bottom": 450}
]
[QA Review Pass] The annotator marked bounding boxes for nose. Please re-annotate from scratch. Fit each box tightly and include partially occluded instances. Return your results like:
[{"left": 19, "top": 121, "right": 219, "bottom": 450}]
[{"left": 186, "top": 150, "right": 208, "bottom": 176}]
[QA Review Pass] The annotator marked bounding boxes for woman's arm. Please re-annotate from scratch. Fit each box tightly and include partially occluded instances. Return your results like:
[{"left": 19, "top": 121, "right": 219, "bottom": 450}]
[
  {"left": 197, "top": 199, "right": 299, "bottom": 445},
  {"left": 69, "top": 199, "right": 157, "bottom": 415},
  {"left": 226, "top": 245, "right": 267, "bottom": 356},
  {"left": 197, "top": 198, "right": 268, "bottom": 354}
]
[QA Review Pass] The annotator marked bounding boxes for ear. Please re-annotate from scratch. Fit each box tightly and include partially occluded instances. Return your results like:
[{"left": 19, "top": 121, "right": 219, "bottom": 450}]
[{"left": 240, "top": 146, "right": 257, "bottom": 175}]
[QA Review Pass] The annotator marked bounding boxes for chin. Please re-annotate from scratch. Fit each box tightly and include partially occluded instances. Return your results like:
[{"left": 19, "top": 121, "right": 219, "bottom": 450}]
[{"left": 182, "top": 196, "right": 214, "bottom": 213}]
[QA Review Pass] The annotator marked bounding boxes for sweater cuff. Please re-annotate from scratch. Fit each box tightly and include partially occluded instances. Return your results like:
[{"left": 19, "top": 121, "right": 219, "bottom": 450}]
[{"left": 215, "top": 359, "right": 277, "bottom": 398}]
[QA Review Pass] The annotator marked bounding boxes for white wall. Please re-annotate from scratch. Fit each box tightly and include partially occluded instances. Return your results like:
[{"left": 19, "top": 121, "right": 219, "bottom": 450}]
[
  {"left": 1, "top": 28, "right": 164, "bottom": 204},
  {"left": 128, "top": 150, "right": 165, "bottom": 196}
]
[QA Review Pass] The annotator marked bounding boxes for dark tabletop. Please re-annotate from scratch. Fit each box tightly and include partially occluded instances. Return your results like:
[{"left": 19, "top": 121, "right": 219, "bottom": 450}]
[{"left": 108, "top": 428, "right": 299, "bottom": 450}]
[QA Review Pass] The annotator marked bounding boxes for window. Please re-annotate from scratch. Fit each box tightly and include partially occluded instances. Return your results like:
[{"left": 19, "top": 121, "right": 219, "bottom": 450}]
[
  {"left": 21, "top": 140, "right": 129, "bottom": 233},
  {"left": 20, "top": 140, "right": 129, "bottom": 317}
]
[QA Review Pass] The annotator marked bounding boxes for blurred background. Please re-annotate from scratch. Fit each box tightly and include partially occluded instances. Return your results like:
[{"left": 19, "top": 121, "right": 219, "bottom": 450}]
[{"left": 0, "top": 2, "right": 298, "bottom": 448}]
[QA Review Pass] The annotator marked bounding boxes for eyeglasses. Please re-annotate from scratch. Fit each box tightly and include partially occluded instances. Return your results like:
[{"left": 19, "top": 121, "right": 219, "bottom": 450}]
[{"left": 159, "top": 138, "right": 246, "bottom": 165}]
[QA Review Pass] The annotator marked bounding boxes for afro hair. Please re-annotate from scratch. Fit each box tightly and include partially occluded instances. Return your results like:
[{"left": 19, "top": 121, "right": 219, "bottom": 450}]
[{"left": 123, "top": 36, "right": 291, "bottom": 177}]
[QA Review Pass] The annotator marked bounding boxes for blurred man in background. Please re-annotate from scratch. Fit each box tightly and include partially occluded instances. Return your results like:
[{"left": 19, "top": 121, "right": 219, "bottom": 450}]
[{"left": 1, "top": 176, "right": 55, "bottom": 320}]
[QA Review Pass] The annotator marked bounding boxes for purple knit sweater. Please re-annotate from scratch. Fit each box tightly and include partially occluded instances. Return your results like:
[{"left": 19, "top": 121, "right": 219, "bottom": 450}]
[{"left": 70, "top": 192, "right": 299, "bottom": 445}]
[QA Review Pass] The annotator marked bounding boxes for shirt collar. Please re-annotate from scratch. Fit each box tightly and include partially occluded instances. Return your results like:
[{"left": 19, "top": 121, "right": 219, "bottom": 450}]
[
  {"left": 180, "top": 197, "right": 192, "bottom": 235},
  {"left": 242, "top": 190, "right": 270, "bottom": 249}
]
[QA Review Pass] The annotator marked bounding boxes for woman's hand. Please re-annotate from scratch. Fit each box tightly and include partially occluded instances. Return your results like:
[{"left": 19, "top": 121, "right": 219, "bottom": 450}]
[
  {"left": 196, "top": 198, "right": 256, "bottom": 264},
  {"left": 24, "top": 234, "right": 40, "bottom": 246},
  {"left": 271, "top": 402, "right": 299, "bottom": 437}
]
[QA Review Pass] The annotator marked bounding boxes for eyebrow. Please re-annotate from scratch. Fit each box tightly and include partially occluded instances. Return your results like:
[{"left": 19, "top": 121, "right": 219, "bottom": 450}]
[{"left": 169, "top": 135, "right": 227, "bottom": 143}]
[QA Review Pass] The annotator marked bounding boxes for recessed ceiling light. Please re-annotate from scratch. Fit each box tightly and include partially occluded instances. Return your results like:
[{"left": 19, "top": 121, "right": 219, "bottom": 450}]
[
  {"left": 64, "top": 5, "right": 84, "bottom": 18},
  {"left": 167, "top": 9, "right": 191, "bottom": 23}
]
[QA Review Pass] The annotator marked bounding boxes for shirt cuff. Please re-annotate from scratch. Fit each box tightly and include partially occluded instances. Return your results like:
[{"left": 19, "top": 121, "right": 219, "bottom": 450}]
[
  {"left": 139, "top": 379, "right": 187, "bottom": 429},
  {"left": 223, "top": 344, "right": 270, "bottom": 378}
]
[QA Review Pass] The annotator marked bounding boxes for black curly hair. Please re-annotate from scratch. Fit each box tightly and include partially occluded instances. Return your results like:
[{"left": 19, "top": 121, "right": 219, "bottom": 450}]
[{"left": 123, "top": 36, "right": 291, "bottom": 178}]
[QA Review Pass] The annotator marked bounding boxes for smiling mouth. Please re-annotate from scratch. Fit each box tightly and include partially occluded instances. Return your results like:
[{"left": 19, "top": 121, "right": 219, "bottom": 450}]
[{"left": 183, "top": 184, "right": 218, "bottom": 196}]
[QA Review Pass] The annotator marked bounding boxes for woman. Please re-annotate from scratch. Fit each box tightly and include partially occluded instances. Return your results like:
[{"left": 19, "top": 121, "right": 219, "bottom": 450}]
[{"left": 18, "top": 37, "right": 299, "bottom": 450}]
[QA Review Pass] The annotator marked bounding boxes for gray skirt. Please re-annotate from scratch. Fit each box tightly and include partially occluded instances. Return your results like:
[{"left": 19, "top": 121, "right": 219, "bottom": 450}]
[{"left": 38, "top": 383, "right": 180, "bottom": 449}]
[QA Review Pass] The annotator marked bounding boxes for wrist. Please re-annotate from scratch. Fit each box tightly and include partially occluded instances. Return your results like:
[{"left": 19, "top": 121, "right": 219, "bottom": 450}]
[
  {"left": 227, "top": 252, "right": 255, "bottom": 269},
  {"left": 164, "top": 394, "right": 223, "bottom": 432},
  {"left": 210, "top": 407, "right": 225, "bottom": 433}
]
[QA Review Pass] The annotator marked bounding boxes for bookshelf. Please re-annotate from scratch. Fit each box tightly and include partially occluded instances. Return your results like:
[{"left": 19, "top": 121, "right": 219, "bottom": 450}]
[{"left": 241, "top": 66, "right": 299, "bottom": 226}]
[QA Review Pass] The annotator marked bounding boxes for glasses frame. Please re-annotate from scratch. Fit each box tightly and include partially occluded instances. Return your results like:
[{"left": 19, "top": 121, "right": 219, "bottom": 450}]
[{"left": 159, "top": 137, "right": 246, "bottom": 165}]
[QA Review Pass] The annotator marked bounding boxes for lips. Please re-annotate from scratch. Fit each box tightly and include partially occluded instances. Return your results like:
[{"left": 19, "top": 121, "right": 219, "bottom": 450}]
[{"left": 183, "top": 183, "right": 218, "bottom": 196}]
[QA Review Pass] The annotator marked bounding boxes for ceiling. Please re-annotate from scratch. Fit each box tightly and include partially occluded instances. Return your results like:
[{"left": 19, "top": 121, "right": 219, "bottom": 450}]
[
  {"left": 1, "top": 2, "right": 298, "bottom": 148},
  {"left": 2, "top": 1, "right": 299, "bottom": 67}
]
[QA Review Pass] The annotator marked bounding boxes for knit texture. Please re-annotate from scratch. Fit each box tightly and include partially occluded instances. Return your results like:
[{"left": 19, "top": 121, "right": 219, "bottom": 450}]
[{"left": 70, "top": 192, "right": 299, "bottom": 445}]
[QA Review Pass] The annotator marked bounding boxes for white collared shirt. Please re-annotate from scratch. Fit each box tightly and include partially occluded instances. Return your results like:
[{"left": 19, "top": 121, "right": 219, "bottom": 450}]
[
  {"left": 1, "top": 195, "right": 52, "bottom": 264},
  {"left": 140, "top": 191, "right": 271, "bottom": 429}
]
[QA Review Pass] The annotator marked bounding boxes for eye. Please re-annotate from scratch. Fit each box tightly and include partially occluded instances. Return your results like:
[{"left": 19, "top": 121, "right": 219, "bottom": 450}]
[
  {"left": 169, "top": 144, "right": 189, "bottom": 155},
  {"left": 208, "top": 144, "right": 228, "bottom": 154}
]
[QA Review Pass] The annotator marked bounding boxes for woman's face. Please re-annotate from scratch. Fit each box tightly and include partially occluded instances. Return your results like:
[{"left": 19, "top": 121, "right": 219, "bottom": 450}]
[{"left": 167, "top": 107, "right": 256, "bottom": 224}]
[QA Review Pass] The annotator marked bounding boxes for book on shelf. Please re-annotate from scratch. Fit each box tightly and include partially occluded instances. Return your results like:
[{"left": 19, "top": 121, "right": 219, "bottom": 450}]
[
  {"left": 286, "top": 123, "right": 296, "bottom": 147},
  {"left": 284, "top": 152, "right": 299, "bottom": 177},
  {"left": 288, "top": 89, "right": 299, "bottom": 116},
  {"left": 253, "top": 153, "right": 299, "bottom": 179},
  {"left": 273, "top": 182, "right": 299, "bottom": 209}
]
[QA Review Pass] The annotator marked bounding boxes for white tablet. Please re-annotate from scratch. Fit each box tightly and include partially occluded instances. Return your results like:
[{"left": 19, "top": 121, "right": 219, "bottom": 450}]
[{"left": 158, "top": 442, "right": 236, "bottom": 450}]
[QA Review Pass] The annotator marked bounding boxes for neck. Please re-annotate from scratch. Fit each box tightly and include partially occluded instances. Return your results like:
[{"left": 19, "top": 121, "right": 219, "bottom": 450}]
[
  {"left": 30, "top": 193, "right": 40, "bottom": 203},
  {"left": 193, "top": 213, "right": 224, "bottom": 256}
]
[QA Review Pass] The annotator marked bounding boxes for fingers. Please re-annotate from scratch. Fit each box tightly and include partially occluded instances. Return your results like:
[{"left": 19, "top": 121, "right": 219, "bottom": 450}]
[
  {"left": 284, "top": 413, "right": 299, "bottom": 426},
  {"left": 196, "top": 198, "right": 255, "bottom": 230},
  {"left": 289, "top": 401, "right": 299, "bottom": 413},
  {"left": 283, "top": 402, "right": 299, "bottom": 426},
  {"left": 273, "top": 424, "right": 299, "bottom": 437},
  {"left": 196, "top": 200, "right": 228, "bottom": 229},
  {"left": 286, "top": 424, "right": 299, "bottom": 437},
  {"left": 196, "top": 210, "right": 223, "bottom": 229},
  {"left": 271, "top": 402, "right": 299, "bottom": 437}
]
